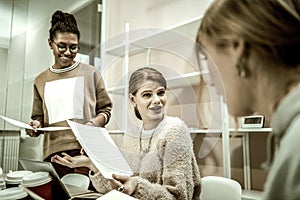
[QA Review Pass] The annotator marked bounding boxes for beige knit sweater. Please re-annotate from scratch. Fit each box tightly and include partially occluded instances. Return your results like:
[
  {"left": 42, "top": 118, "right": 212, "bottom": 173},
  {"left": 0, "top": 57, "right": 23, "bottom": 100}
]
[{"left": 89, "top": 116, "right": 201, "bottom": 199}]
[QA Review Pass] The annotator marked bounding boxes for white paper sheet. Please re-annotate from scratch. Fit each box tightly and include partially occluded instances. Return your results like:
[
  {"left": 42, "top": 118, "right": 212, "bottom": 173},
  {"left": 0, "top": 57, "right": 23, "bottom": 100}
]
[
  {"left": 0, "top": 115, "right": 70, "bottom": 131},
  {"left": 44, "top": 77, "right": 84, "bottom": 124},
  {"left": 96, "top": 190, "right": 138, "bottom": 200},
  {"left": 67, "top": 120, "right": 133, "bottom": 179}
]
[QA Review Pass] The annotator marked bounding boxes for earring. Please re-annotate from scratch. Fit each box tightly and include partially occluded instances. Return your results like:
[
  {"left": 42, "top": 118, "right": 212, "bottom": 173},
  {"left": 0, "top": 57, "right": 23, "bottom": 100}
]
[
  {"left": 133, "top": 103, "right": 137, "bottom": 107},
  {"left": 236, "top": 59, "right": 246, "bottom": 78}
]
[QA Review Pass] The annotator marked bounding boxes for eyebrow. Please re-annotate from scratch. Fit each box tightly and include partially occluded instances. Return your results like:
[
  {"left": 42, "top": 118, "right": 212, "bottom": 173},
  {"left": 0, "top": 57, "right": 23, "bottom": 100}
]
[
  {"left": 140, "top": 89, "right": 153, "bottom": 94},
  {"left": 157, "top": 87, "right": 166, "bottom": 91},
  {"left": 140, "top": 87, "right": 165, "bottom": 93},
  {"left": 56, "top": 42, "right": 78, "bottom": 46}
]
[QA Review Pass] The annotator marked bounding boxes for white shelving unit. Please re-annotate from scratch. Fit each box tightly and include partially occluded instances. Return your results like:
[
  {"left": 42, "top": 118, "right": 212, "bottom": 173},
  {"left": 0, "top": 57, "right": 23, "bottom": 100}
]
[
  {"left": 104, "top": 14, "right": 229, "bottom": 178},
  {"left": 104, "top": 16, "right": 204, "bottom": 133},
  {"left": 104, "top": 15, "right": 202, "bottom": 57}
]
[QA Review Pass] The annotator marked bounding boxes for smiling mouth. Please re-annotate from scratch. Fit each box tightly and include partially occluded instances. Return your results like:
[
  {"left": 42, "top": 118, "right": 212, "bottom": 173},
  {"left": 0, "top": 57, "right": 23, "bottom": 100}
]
[
  {"left": 149, "top": 106, "right": 162, "bottom": 111},
  {"left": 59, "top": 54, "right": 72, "bottom": 61}
]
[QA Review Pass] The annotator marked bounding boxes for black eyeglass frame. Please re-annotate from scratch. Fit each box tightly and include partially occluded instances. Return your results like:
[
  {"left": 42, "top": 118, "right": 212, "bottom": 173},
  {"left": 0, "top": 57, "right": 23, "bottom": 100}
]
[{"left": 52, "top": 41, "right": 80, "bottom": 54}]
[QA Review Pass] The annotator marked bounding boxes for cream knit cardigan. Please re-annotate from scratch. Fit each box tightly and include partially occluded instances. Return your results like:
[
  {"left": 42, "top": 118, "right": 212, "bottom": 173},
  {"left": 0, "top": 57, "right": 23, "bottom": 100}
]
[{"left": 89, "top": 116, "right": 201, "bottom": 199}]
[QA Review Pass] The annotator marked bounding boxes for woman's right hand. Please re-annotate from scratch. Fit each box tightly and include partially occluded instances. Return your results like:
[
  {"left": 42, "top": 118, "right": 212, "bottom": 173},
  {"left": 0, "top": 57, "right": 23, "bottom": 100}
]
[
  {"left": 25, "top": 120, "right": 42, "bottom": 136},
  {"left": 51, "top": 153, "right": 99, "bottom": 174},
  {"left": 51, "top": 153, "right": 89, "bottom": 168}
]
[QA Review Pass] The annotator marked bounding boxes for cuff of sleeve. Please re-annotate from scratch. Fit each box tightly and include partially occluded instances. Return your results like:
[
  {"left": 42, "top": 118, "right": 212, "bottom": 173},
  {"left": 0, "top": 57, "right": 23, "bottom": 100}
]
[
  {"left": 131, "top": 177, "right": 147, "bottom": 198},
  {"left": 99, "top": 113, "right": 108, "bottom": 125}
]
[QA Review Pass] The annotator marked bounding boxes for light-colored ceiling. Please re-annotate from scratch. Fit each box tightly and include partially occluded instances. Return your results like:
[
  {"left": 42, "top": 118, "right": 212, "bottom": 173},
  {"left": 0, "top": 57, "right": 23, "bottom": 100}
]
[{"left": 0, "top": 0, "right": 94, "bottom": 48}]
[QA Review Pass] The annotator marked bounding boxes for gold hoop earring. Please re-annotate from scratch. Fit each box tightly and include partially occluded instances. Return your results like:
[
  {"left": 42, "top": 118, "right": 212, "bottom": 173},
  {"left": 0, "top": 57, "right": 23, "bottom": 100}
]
[{"left": 236, "top": 61, "right": 246, "bottom": 78}]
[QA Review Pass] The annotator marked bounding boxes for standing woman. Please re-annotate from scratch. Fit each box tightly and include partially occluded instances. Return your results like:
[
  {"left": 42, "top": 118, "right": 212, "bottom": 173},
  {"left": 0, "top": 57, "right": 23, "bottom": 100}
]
[
  {"left": 196, "top": 0, "right": 300, "bottom": 199},
  {"left": 51, "top": 67, "right": 201, "bottom": 199},
  {"left": 27, "top": 10, "right": 112, "bottom": 178}
]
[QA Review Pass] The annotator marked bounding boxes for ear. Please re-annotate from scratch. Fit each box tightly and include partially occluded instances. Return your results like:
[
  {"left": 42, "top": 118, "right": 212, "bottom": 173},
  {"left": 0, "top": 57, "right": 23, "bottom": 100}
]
[
  {"left": 129, "top": 93, "right": 135, "bottom": 104},
  {"left": 48, "top": 38, "right": 53, "bottom": 49},
  {"left": 231, "top": 37, "right": 246, "bottom": 62}
]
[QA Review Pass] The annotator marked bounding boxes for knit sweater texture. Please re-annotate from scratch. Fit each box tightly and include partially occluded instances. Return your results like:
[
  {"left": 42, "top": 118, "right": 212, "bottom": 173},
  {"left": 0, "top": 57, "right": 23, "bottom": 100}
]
[{"left": 89, "top": 116, "right": 201, "bottom": 199}]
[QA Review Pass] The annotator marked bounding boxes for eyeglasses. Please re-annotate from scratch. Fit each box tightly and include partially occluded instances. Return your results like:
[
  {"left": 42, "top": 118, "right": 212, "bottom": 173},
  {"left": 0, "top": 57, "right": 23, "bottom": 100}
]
[{"left": 52, "top": 41, "right": 79, "bottom": 53}]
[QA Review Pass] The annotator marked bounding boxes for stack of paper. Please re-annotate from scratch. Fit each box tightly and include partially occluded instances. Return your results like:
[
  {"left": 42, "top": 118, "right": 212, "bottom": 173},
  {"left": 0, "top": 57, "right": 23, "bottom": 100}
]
[{"left": 67, "top": 120, "right": 133, "bottom": 179}]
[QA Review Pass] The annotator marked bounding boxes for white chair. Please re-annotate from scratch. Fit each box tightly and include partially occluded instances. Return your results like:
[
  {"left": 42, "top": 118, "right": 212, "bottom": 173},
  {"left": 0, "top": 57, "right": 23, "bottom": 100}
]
[
  {"left": 61, "top": 173, "right": 90, "bottom": 190},
  {"left": 200, "top": 176, "right": 242, "bottom": 200}
]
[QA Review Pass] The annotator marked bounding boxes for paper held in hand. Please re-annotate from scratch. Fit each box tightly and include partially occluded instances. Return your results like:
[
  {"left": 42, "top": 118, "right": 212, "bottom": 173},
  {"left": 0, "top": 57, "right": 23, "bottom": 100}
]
[
  {"left": 67, "top": 120, "right": 133, "bottom": 179},
  {"left": 0, "top": 115, "right": 70, "bottom": 131},
  {"left": 96, "top": 190, "right": 138, "bottom": 200}
]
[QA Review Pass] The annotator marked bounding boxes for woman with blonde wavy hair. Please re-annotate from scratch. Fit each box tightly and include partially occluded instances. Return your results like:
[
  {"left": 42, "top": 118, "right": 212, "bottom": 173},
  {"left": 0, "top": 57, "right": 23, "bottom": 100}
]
[{"left": 196, "top": 0, "right": 300, "bottom": 199}]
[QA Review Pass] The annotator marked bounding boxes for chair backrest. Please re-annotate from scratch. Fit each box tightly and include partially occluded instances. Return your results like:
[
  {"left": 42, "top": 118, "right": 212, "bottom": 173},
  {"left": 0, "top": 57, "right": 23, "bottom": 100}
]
[
  {"left": 61, "top": 173, "right": 90, "bottom": 190},
  {"left": 200, "top": 176, "right": 242, "bottom": 200}
]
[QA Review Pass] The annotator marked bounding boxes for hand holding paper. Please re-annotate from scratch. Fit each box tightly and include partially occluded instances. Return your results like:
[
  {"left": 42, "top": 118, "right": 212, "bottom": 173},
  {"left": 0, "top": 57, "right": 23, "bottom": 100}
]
[
  {"left": 67, "top": 120, "right": 133, "bottom": 179},
  {"left": 0, "top": 115, "right": 70, "bottom": 131}
]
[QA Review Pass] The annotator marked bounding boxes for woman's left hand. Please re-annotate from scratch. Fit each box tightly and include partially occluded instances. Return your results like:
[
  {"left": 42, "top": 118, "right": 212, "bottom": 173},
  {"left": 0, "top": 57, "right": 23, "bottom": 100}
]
[{"left": 111, "top": 174, "right": 138, "bottom": 195}]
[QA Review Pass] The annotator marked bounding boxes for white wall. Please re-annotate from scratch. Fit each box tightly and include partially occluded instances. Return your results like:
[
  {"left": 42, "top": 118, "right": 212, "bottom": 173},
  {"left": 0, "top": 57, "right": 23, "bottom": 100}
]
[
  {"left": 4, "top": 0, "right": 28, "bottom": 130},
  {"left": 106, "top": 0, "right": 212, "bottom": 37},
  {"left": 0, "top": 48, "right": 8, "bottom": 129}
]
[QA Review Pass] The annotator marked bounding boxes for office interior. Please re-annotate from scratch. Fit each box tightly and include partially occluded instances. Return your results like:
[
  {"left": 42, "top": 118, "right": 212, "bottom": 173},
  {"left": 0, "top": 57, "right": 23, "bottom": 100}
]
[{"left": 0, "top": 0, "right": 270, "bottom": 199}]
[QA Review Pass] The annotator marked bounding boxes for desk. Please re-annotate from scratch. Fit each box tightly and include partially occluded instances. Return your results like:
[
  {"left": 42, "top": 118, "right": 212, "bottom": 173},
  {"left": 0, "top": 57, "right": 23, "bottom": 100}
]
[
  {"left": 229, "top": 128, "right": 272, "bottom": 190},
  {"left": 189, "top": 127, "right": 271, "bottom": 190},
  {"left": 110, "top": 127, "right": 272, "bottom": 191}
]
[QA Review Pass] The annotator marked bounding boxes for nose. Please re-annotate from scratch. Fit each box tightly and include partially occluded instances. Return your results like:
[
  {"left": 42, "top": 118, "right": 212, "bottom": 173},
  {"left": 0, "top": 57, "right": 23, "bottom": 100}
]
[
  {"left": 152, "top": 94, "right": 161, "bottom": 104},
  {"left": 64, "top": 48, "right": 72, "bottom": 55}
]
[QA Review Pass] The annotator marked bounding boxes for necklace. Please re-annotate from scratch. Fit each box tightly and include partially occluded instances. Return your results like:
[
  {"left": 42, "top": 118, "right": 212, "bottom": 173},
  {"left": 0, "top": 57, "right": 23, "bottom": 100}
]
[{"left": 139, "top": 127, "right": 156, "bottom": 154}]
